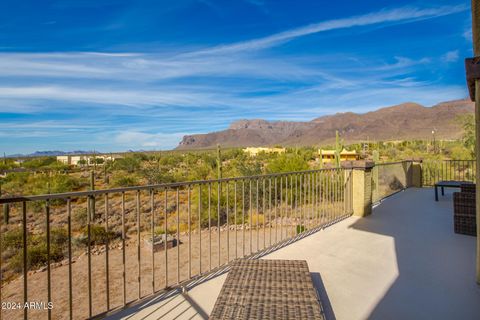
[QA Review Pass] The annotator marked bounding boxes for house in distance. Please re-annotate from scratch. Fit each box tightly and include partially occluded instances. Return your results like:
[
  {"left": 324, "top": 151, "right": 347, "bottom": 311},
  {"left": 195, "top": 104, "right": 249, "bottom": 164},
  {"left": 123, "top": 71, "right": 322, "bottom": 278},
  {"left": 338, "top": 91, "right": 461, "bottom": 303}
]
[{"left": 319, "top": 149, "right": 359, "bottom": 164}]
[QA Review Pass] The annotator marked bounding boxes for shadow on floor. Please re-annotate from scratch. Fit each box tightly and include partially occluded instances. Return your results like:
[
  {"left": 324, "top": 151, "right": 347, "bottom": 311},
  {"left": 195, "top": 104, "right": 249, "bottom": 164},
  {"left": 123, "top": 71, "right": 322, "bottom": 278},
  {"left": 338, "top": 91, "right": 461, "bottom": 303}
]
[
  {"left": 106, "top": 288, "right": 209, "bottom": 320},
  {"left": 311, "top": 272, "right": 336, "bottom": 320},
  {"left": 348, "top": 188, "right": 480, "bottom": 319}
]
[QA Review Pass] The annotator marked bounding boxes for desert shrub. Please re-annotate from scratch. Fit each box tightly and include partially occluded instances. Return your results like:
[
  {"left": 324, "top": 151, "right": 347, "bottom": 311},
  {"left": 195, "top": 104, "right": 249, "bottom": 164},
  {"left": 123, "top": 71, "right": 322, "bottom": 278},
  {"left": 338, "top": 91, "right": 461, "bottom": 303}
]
[
  {"left": 5, "top": 227, "right": 68, "bottom": 272},
  {"left": 80, "top": 224, "right": 120, "bottom": 245},
  {"left": 154, "top": 225, "right": 179, "bottom": 236},
  {"left": 296, "top": 225, "right": 305, "bottom": 234},
  {"left": 2, "top": 172, "right": 83, "bottom": 197},
  {"left": 111, "top": 173, "right": 141, "bottom": 187},
  {"left": 73, "top": 207, "right": 88, "bottom": 228},
  {"left": 22, "top": 157, "right": 57, "bottom": 169},
  {"left": 248, "top": 212, "right": 265, "bottom": 226},
  {"left": 267, "top": 154, "right": 309, "bottom": 173},
  {"left": 2, "top": 227, "right": 24, "bottom": 250},
  {"left": 114, "top": 156, "right": 141, "bottom": 173},
  {"left": 140, "top": 162, "right": 174, "bottom": 184}
]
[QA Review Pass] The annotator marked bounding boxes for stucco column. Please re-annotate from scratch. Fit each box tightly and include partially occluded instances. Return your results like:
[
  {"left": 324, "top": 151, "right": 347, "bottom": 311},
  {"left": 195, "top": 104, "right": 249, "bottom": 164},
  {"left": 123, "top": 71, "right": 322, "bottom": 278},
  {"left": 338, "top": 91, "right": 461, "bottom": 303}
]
[
  {"left": 409, "top": 160, "right": 423, "bottom": 188},
  {"left": 351, "top": 162, "right": 374, "bottom": 217}
]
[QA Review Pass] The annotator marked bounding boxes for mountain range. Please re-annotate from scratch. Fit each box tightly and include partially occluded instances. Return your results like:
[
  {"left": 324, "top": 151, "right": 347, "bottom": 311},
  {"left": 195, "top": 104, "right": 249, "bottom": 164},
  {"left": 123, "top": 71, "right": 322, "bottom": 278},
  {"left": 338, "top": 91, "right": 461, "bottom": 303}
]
[{"left": 176, "top": 99, "right": 474, "bottom": 149}]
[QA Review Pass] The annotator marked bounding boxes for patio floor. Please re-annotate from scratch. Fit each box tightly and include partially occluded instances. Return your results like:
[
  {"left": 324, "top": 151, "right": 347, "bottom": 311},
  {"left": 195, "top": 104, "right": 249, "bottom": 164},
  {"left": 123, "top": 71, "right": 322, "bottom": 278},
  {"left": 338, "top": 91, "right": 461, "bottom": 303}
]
[{"left": 108, "top": 188, "right": 480, "bottom": 320}]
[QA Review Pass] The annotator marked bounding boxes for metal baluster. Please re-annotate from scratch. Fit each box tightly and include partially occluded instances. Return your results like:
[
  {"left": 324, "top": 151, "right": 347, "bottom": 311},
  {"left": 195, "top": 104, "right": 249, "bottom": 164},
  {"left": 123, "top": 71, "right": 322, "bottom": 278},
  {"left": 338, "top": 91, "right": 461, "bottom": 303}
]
[
  {"left": 316, "top": 172, "right": 320, "bottom": 225},
  {"left": 274, "top": 177, "right": 278, "bottom": 243},
  {"left": 188, "top": 187, "right": 191, "bottom": 279},
  {"left": 285, "top": 175, "right": 288, "bottom": 238},
  {"left": 333, "top": 171, "right": 337, "bottom": 219},
  {"left": 256, "top": 179, "right": 259, "bottom": 251},
  {"left": 310, "top": 173, "right": 313, "bottom": 227},
  {"left": 209, "top": 183, "right": 212, "bottom": 271},
  {"left": 22, "top": 202, "right": 28, "bottom": 320},
  {"left": 226, "top": 182, "right": 229, "bottom": 262},
  {"left": 234, "top": 182, "right": 237, "bottom": 259},
  {"left": 150, "top": 190, "right": 155, "bottom": 292},
  {"left": 217, "top": 182, "right": 221, "bottom": 267},
  {"left": 198, "top": 185, "right": 202, "bottom": 274},
  {"left": 136, "top": 191, "right": 141, "bottom": 298},
  {"left": 122, "top": 193, "right": 126, "bottom": 304},
  {"left": 67, "top": 199, "right": 73, "bottom": 320},
  {"left": 320, "top": 172, "right": 324, "bottom": 225},
  {"left": 263, "top": 178, "right": 266, "bottom": 249},
  {"left": 87, "top": 196, "right": 92, "bottom": 318},
  {"left": 249, "top": 179, "right": 253, "bottom": 254},
  {"left": 290, "top": 175, "right": 293, "bottom": 237},
  {"left": 44, "top": 202, "right": 51, "bottom": 317},
  {"left": 164, "top": 190, "right": 168, "bottom": 288},
  {"left": 295, "top": 175, "right": 298, "bottom": 233},
  {"left": 299, "top": 174, "right": 303, "bottom": 233},
  {"left": 176, "top": 189, "right": 180, "bottom": 284},
  {"left": 326, "top": 173, "right": 330, "bottom": 223},
  {"left": 280, "top": 176, "right": 283, "bottom": 240},
  {"left": 105, "top": 194, "right": 110, "bottom": 310},
  {"left": 269, "top": 178, "right": 272, "bottom": 246},
  {"left": 242, "top": 180, "right": 245, "bottom": 257}
]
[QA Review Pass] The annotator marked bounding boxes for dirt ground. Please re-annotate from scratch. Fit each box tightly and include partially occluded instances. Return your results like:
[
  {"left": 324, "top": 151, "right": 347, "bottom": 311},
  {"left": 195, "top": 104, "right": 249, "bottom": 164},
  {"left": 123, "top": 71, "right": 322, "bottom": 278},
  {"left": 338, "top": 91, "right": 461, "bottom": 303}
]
[{"left": 1, "top": 221, "right": 323, "bottom": 320}]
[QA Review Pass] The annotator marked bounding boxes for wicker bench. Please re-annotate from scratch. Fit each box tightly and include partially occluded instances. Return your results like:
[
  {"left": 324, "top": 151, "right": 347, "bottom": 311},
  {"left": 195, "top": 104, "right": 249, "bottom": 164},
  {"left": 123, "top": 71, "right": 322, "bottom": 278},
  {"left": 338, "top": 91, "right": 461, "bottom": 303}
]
[
  {"left": 453, "top": 184, "right": 477, "bottom": 236},
  {"left": 210, "top": 259, "right": 324, "bottom": 320}
]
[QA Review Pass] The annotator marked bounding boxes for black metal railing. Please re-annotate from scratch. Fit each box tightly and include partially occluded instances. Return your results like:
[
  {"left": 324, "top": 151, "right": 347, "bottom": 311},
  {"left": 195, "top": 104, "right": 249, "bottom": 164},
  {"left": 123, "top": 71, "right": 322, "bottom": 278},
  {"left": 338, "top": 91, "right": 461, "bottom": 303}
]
[
  {"left": 422, "top": 160, "right": 476, "bottom": 186},
  {"left": 0, "top": 168, "right": 353, "bottom": 319}
]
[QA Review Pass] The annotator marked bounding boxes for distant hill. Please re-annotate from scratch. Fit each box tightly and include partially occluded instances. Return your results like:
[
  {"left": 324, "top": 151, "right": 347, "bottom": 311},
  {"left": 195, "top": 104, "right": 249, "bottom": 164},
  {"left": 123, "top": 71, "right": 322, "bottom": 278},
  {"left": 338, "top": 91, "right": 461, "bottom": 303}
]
[
  {"left": 177, "top": 99, "right": 474, "bottom": 149},
  {"left": 7, "top": 150, "right": 96, "bottom": 158}
]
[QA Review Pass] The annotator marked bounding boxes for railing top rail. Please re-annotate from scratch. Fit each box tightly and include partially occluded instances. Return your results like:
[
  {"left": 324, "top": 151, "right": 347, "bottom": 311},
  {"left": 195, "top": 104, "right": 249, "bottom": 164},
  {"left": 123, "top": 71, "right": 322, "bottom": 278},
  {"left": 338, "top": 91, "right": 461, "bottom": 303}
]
[
  {"left": 0, "top": 167, "right": 350, "bottom": 204},
  {"left": 425, "top": 159, "right": 476, "bottom": 162},
  {"left": 374, "top": 160, "right": 412, "bottom": 166}
]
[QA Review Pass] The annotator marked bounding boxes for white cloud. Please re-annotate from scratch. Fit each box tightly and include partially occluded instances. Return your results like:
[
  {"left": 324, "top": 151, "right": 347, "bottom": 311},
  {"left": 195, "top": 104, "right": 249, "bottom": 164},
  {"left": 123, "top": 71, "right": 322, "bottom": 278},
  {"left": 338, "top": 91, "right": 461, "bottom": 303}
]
[
  {"left": 0, "top": 85, "right": 230, "bottom": 109},
  {"left": 441, "top": 50, "right": 460, "bottom": 62},
  {"left": 115, "top": 131, "right": 188, "bottom": 149},
  {"left": 0, "top": 4, "right": 470, "bottom": 153},
  {"left": 189, "top": 5, "right": 467, "bottom": 55}
]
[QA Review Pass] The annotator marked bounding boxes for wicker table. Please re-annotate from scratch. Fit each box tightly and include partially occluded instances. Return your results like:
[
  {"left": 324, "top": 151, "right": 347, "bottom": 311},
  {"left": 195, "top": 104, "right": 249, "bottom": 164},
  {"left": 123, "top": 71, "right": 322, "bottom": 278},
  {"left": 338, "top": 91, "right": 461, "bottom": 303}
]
[{"left": 210, "top": 259, "right": 324, "bottom": 320}]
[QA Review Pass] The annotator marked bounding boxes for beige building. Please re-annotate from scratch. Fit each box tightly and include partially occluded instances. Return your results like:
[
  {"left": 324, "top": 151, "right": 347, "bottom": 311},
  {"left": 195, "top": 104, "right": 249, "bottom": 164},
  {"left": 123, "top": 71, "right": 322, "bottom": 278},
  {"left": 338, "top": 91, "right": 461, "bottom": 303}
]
[
  {"left": 57, "top": 154, "right": 119, "bottom": 166},
  {"left": 243, "top": 147, "right": 286, "bottom": 156},
  {"left": 319, "top": 149, "right": 359, "bottom": 163}
]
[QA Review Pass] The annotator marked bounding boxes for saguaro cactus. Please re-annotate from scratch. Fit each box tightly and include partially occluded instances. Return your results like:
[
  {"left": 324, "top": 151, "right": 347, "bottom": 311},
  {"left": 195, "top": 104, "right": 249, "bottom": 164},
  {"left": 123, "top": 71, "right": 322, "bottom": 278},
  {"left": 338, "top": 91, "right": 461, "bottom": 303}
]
[
  {"left": 334, "top": 131, "right": 344, "bottom": 168},
  {"left": 216, "top": 144, "right": 222, "bottom": 179},
  {"left": 104, "top": 165, "right": 109, "bottom": 184},
  {"left": 318, "top": 149, "right": 323, "bottom": 169}
]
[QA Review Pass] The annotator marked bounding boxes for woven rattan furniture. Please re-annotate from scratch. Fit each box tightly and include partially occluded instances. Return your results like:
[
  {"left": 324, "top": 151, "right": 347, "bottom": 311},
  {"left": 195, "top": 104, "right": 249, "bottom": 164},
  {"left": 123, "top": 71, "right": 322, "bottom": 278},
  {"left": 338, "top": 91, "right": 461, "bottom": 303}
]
[
  {"left": 453, "top": 184, "right": 477, "bottom": 236},
  {"left": 460, "top": 183, "right": 476, "bottom": 193},
  {"left": 434, "top": 181, "right": 473, "bottom": 201},
  {"left": 209, "top": 259, "right": 324, "bottom": 320}
]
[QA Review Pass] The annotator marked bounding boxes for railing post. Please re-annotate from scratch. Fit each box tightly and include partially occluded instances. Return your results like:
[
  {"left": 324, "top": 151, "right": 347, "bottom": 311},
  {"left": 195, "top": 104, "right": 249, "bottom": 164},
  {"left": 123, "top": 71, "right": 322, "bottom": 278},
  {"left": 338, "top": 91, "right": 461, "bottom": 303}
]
[{"left": 350, "top": 162, "right": 374, "bottom": 217}]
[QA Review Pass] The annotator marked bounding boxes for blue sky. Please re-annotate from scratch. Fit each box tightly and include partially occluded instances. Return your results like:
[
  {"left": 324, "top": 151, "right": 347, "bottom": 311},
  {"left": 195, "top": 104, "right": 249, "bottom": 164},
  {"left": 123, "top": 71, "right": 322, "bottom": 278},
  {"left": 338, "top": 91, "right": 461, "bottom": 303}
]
[{"left": 0, "top": 0, "right": 473, "bottom": 154}]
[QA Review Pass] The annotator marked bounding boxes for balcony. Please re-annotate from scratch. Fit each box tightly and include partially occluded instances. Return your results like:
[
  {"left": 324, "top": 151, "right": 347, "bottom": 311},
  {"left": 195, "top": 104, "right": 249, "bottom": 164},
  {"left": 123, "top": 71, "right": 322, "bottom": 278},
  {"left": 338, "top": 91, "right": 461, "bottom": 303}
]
[
  {"left": 110, "top": 187, "right": 480, "bottom": 320},
  {"left": 0, "top": 161, "right": 479, "bottom": 319}
]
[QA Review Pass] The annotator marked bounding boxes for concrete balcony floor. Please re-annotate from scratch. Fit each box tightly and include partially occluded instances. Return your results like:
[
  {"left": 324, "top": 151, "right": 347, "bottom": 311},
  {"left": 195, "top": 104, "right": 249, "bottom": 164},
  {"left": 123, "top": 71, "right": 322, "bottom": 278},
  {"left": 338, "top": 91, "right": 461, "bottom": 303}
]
[{"left": 109, "top": 188, "right": 480, "bottom": 320}]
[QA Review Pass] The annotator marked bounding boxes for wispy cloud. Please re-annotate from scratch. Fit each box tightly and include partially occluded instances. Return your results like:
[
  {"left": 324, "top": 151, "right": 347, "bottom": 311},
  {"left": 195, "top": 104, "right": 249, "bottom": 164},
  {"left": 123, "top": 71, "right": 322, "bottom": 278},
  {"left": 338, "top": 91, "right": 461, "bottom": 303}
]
[
  {"left": 441, "top": 50, "right": 460, "bottom": 63},
  {"left": 189, "top": 5, "right": 467, "bottom": 55},
  {"left": 115, "top": 131, "right": 189, "bottom": 149},
  {"left": 0, "top": 3, "right": 470, "bottom": 153},
  {"left": 463, "top": 28, "right": 473, "bottom": 41}
]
